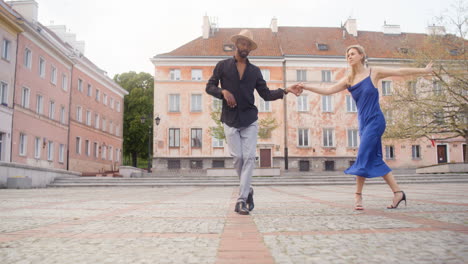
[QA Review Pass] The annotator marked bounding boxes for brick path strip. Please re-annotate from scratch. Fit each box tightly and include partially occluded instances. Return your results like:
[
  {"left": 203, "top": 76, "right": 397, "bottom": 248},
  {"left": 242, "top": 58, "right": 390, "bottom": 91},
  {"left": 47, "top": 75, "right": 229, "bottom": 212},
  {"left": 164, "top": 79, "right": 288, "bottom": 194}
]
[{"left": 215, "top": 189, "right": 275, "bottom": 264}]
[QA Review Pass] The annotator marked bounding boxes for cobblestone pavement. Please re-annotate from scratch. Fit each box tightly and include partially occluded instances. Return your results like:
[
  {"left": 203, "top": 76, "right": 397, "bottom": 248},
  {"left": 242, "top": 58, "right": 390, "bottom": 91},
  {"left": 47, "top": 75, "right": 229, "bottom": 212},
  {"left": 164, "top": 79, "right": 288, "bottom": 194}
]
[{"left": 0, "top": 183, "right": 467, "bottom": 264}]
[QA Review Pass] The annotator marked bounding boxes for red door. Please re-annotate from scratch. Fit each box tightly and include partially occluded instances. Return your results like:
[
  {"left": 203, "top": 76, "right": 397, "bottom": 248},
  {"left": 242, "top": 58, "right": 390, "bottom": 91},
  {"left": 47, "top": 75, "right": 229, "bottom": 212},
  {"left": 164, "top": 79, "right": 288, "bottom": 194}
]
[
  {"left": 259, "top": 149, "right": 272, "bottom": 168},
  {"left": 437, "top": 145, "right": 447, "bottom": 163}
]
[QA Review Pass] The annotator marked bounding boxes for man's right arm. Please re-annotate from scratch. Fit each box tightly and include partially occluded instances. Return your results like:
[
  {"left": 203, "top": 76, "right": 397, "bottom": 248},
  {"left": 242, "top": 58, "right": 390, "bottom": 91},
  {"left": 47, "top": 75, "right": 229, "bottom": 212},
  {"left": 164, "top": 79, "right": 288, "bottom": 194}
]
[{"left": 206, "top": 61, "right": 223, "bottom": 99}]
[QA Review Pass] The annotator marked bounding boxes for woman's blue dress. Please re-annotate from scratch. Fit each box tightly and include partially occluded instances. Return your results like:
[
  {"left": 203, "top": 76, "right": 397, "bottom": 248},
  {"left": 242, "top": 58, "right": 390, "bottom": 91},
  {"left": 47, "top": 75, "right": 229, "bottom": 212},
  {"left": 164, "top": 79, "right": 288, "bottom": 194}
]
[{"left": 344, "top": 74, "right": 392, "bottom": 178}]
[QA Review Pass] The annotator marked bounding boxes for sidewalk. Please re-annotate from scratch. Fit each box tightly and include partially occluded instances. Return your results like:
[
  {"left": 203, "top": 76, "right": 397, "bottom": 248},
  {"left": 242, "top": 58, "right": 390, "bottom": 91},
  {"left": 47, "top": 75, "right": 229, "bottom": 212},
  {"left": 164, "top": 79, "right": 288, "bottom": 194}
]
[{"left": 0, "top": 184, "right": 467, "bottom": 263}]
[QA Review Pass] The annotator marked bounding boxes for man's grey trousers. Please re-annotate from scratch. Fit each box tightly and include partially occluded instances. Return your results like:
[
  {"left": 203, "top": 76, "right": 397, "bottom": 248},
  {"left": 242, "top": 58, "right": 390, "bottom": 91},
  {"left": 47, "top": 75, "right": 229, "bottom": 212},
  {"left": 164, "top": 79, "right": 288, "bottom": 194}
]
[{"left": 223, "top": 121, "right": 257, "bottom": 202}]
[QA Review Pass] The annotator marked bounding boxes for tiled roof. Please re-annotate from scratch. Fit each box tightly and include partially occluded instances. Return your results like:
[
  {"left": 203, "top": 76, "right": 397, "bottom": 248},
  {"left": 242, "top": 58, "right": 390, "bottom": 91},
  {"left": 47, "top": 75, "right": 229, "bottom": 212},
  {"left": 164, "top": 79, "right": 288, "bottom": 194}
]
[{"left": 157, "top": 26, "right": 468, "bottom": 60}]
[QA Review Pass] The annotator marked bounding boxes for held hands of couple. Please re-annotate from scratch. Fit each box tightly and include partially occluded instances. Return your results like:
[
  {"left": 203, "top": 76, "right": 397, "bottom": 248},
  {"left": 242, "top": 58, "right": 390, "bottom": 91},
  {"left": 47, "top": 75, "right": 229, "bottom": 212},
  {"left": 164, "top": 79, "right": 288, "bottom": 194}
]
[{"left": 286, "top": 84, "right": 304, "bottom": 96}]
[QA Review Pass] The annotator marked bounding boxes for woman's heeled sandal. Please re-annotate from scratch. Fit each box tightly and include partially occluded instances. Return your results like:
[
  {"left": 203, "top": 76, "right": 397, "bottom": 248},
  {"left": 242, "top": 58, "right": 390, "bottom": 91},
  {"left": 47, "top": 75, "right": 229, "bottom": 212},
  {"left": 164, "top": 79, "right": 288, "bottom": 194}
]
[
  {"left": 387, "top": 191, "right": 407, "bottom": 209},
  {"left": 355, "top": 193, "right": 364, "bottom": 210}
]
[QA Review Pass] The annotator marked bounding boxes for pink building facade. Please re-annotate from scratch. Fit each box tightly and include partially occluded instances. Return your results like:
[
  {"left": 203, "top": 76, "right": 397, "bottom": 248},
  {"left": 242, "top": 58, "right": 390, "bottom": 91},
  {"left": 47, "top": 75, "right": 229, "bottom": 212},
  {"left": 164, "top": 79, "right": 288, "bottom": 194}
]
[{"left": 150, "top": 17, "right": 466, "bottom": 172}]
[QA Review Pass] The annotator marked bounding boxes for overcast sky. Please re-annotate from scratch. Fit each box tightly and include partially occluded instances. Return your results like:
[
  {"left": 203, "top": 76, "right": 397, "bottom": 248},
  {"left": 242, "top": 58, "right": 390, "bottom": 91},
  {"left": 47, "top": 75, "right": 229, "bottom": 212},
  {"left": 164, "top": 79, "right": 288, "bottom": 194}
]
[{"left": 33, "top": 0, "right": 453, "bottom": 77}]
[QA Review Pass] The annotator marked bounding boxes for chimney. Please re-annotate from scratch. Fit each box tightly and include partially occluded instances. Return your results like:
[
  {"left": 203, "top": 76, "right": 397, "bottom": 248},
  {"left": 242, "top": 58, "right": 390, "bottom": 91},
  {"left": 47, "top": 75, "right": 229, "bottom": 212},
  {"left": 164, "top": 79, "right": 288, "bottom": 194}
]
[
  {"left": 202, "top": 15, "right": 211, "bottom": 39},
  {"left": 47, "top": 24, "right": 86, "bottom": 54},
  {"left": 270, "top": 17, "right": 278, "bottom": 33},
  {"left": 7, "top": 0, "right": 38, "bottom": 23},
  {"left": 344, "top": 18, "right": 357, "bottom": 37},
  {"left": 426, "top": 25, "right": 446, "bottom": 35},
  {"left": 382, "top": 21, "right": 401, "bottom": 35}
]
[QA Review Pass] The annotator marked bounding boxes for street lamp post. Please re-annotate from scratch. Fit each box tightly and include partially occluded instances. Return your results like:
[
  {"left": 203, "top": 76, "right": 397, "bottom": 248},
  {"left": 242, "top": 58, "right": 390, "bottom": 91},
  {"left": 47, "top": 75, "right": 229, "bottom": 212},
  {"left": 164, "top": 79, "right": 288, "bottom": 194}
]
[{"left": 141, "top": 115, "right": 161, "bottom": 173}]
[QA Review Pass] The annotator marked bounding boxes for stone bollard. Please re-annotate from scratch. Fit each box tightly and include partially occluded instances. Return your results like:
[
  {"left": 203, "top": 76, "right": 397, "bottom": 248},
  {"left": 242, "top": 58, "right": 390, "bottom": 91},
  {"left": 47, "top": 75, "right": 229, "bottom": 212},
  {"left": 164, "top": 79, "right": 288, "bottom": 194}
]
[{"left": 7, "top": 176, "right": 32, "bottom": 189}]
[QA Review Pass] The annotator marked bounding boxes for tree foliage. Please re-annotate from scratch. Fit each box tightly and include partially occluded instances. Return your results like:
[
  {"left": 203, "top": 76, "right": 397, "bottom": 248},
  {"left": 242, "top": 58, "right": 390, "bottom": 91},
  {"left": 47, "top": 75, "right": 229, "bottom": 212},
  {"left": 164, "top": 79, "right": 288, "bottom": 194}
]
[
  {"left": 113, "top": 71, "right": 154, "bottom": 167},
  {"left": 382, "top": 0, "right": 468, "bottom": 162}
]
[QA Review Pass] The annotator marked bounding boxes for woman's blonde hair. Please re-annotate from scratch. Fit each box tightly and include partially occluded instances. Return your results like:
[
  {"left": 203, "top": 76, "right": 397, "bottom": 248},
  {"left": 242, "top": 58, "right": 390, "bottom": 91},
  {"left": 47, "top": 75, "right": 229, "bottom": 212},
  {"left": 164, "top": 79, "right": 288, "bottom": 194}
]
[{"left": 346, "top": 45, "right": 367, "bottom": 86}]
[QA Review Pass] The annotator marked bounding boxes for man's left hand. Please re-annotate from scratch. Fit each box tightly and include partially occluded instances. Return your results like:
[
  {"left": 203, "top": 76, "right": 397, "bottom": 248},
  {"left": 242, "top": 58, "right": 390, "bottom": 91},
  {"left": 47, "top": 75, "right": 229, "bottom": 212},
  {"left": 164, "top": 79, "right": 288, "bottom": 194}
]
[{"left": 287, "top": 84, "right": 303, "bottom": 96}]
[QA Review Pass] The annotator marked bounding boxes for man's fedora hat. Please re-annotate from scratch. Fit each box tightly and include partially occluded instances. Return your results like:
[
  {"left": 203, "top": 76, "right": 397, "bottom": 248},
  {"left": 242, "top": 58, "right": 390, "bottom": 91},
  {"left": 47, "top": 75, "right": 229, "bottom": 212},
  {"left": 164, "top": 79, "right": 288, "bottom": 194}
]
[{"left": 231, "top": 29, "right": 258, "bottom": 50}]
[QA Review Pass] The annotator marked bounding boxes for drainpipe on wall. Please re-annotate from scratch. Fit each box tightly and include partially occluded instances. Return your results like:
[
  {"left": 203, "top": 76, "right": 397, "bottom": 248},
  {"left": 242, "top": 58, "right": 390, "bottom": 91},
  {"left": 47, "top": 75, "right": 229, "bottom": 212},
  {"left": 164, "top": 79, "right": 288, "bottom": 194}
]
[
  {"left": 9, "top": 33, "right": 21, "bottom": 162},
  {"left": 66, "top": 64, "right": 73, "bottom": 170},
  {"left": 282, "top": 59, "right": 288, "bottom": 170}
]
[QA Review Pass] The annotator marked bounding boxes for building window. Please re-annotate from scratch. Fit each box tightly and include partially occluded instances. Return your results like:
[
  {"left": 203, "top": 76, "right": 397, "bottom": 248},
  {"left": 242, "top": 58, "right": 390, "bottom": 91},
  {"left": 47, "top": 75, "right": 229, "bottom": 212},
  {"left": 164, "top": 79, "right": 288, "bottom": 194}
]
[
  {"left": 51, "top": 66, "right": 57, "bottom": 85},
  {"left": 59, "top": 144, "right": 64, "bottom": 163},
  {"left": 168, "top": 160, "right": 181, "bottom": 169},
  {"left": 95, "top": 89, "right": 100, "bottom": 101},
  {"left": 102, "top": 118, "right": 107, "bottom": 132},
  {"left": 191, "top": 128, "right": 202, "bottom": 148},
  {"left": 39, "top": 57, "right": 46, "bottom": 78},
  {"left": 116, "top": 125, "right": 120, "bottom": 137},
  {"left": 433, "top": 81, "right": 442, "bottom": 95},
  {"left": 102, "top": 145, "right": 107, "bottom": 160},
  {"left": 190, "top": 160, "right": 203, "bottom": 169},
  {"left": 19, "top": 133, "right": 27, "bottom": 156},
  {"left": 24, "top": 48, "right": 32, "bottom": 69},
  {"left": 95, "top": 114, "right": 100, "bottom": 129},
  {"left": 261, "top": 69, "right": 270, "bottom": 81},
  {"left": 170, "top": 69, "right": 181, "bottom": 80},
  {"left": 296, "top": 70, "right": 307, "bottom": 82},
  {"left": 407, "top": 81, "right": 417, "bottom": 95},
  {"left": 0, "top": 81, "right": 8, "bottom": 106},
  {"left": 75, "top": 137, "right": 81, "bottom": 154},
  {"left": 116, "top": 148, "right": 120, "bottom": 162},
  {"left": 298, "top": 128, "right": 309, "bottom": 147},
  {"left": 86, "top": 110, "right": 91, "bottom": 126},
  {"left": 324, "top": 160, "right": 335, "bottom": 171},
  {"left": 109, "top": 146, "right": 113, "bottom": 161},
  {"left": 34, "top": 137, "right": 41, "bottom": 159},
  {"left": 61, "top": 74, "right": 68, "bottom": 91},
  {"left": 36, "top": 95, "right": 43, "bottom": 114},
  {"left": 87, "top": 84, "right": 92, "bottom": 96},
  {"left": 212, "top": 160, "right": 225, "bottom": 168},
  {"left": 384, "top": 110, "right": 393, "bottom": 124},
  {"left": 85, "top": 140, "right": 90, "bottom": 156},
  {"left": 212, "top": 98, "right": 222, "bottom": 111},
  {"left": 103, "top": 93, "right": 108, "bottom": 105},
  {"left": 78, "top": 79, "right": 83, "bottom": 92},
  {"left": 0, "top": 133, "right": 3, "bottom": 161},
  {"left": 49, "top": 101, "right": 55, "bottom": 120},
  {"left": 212, "top": 136, "right": 224, "bottom": 148},
  {"left": 346, "top": 95, "right": 357, "bottom": 112},
  {"left": 321, "top": 70, "right": 331, "bottom": 82},
  {"left": 47, "top": 141, "right": 53, "bottom": 161},
  {"left": 94, "top": 142, "right": 98, "bottom": 158},
  {"left": 60, "top": 106, "right": 66, "bottom": 124},
  {"left": 385, "top": 145, "right": 394, "bottom": 159},
  {"left": 322, "top": 95, "right": 333, "bottom": 112},
  {"left": 191, "top": 69, "right": 202, "bottom": 80},
  {"left": 116, "top": 101, "right": 121, "bottom": 112},
  {"left": 21, "top": 87, "right": 30, "bottom": 108},
  {"left": 191, "top": 94, "right": 202, "bottom": 112},
  {"left": 110, "top": 97, "right": 114, "bottom": 109},
  {"left": 2, "top": 39, "right": 10, "bottom": 61},
  {"left": 297, "top": 95, "right": 308, "bottom": 112},
  {"left": 323, "top": 128, "right": 334, "bottom": 147},
  {"left": 382, "top": 80, "right": 392, "bottom": 96},
  {"left": 347, "top": 129, "right": 359, "bottom": 148},
  {"left": 169, "top": 94, "right": 180, "bottom": 112},
  {"left": 169, "top": 128, "right": 180, "bottom": 147},
  {"left": 258, "top": 98, "right": 271, "bottom": 112},
  {"left": 412, "top": 145, "right": 421, "bottom": 159},
  {"left": 76, "top": 106, "right": 82, "bottom": 122}
]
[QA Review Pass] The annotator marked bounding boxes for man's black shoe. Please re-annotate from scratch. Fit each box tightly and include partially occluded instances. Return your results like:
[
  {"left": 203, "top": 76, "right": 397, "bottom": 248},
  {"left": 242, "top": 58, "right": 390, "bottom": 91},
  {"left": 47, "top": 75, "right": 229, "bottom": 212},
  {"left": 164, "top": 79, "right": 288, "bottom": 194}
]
[
  {"left": 234, "top": 201, "right": 249, "bottom": 215},
  {"left": 246, "top": 189, "right": 254, "bottom": 211}
]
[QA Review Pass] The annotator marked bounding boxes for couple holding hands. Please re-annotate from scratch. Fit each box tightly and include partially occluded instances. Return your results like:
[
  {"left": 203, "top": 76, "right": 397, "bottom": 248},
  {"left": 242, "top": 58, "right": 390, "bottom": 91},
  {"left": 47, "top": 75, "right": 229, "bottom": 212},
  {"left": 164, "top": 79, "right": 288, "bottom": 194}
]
[{"left": 206, "top": 29, "right": 433, "bottom": 215}]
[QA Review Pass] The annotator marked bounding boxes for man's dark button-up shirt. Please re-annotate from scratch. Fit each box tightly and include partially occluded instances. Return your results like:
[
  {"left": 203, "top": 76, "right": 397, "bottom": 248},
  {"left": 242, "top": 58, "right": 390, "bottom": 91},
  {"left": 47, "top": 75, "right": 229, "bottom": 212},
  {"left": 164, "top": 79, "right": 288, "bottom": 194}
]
[{"left": 206, "top": 57, "right": 284, "bottom": 128}]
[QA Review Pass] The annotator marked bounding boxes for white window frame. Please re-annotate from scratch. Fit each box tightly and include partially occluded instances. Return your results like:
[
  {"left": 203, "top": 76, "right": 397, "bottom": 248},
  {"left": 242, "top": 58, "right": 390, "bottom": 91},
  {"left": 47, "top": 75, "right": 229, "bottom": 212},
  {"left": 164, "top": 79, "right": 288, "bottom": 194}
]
[
  {"left": 85, "top": 139, "right": 90, "bottom": 156},
  {"left": 298, "top": 128, "right": 309, "bottom": 147},
  {"left": 2, "top": 38, "right": 11, "bottom": 61},
  {"left": 116, "top": 101, "right": 121, "bottom": 112},
  {"left": 321, "top": 70, "right": 331, "bottom": 82},
  {"left": 59, "top": 144, "right": 65, "bottom": 163},
  {"left": 170, "top": 69, "right": 181, "bottom": 80},
  {"left": 297, "top": 95, "right": 308, "bottom": 112},
  {"left": 75, "top": 137, "right": 81, "bottom": 155},
  {"left": 95, "top": 114, "right": 100, "bottom": 129},
  {"left": 76, "top": 106, "right": 82, "bottom": 122},
  {"left": 39, "top": 57, "right": 46, "bottom": 78},
  {"left": 258, "top": 97, "right": 271, "bottom": 112},
  {"left": 191, "top": 94, "right": 202, "bottom": 112},
  {"left": 110, "top": 97, "right": 114, "bottom": 109},
  {"left": 0, "top": 81, "right": 8, "bottom": 105},
  {"left": 382, "top": 80, "right": 392, "bottom": 96},
  {"left": 94, "top": 142, "right": 98, "bottom": 158},
  {"left": 102, "top": 118, "right": 107, "bottom": 132},
  {"left": 87, "top": 84, "right": 92, "bottom": 96},
  {"left": 191, "top": 69, "right": 202, "bottom": 81},
  {"left": 296, "top": 70, "right": 307, "bottom": 82},
  {"left": 346, "top": 95, "right": 357, "bottom": 112},
  {"left": 34, "top": 137, "right": 41, "bottom": 159},
  {"left": 50, "top": 66, "right": 57, "bottom": 85},
  {"left": 78, "top": 79, "right": 83, "bottom": 92},
  {"left": 60, "top": 106, "right": 66, "bottom": 124},
  {"left": 412, "top": 145, "right": 421, "bottom": 159},
  {"left": 95, "top": 89, "right": 100, "bottom": 102},
  {"left": 24, "top": 48, "right": 32, "bottom": 69},
  {"left": 169, "top": 128, "right": 180, "bottom": 147},
  {"left": 322, "top": 95, "right": 333, "bottom": 112},
  {"left": 36, "top": 94, "right": 43, "bottom": 114},
  {"left": 347, "top": 129, "right": 359, "bottom": 148},
  {"left": 261, "top": 69, "right": 270, "bottom": 81},
  {"left": 323, "top": 128, "right": 335, "bottom": 147},
  {"left": 212, "top": 136, "right": 224, "bottom": 148},
  {"left": 19, "top": 133, "right": 27, "bottom": 156},
  {"left": 103, "top": 93, "right": 108, "bottom": 105},
  {"left": 49, "top": 101, "right": 55, "bottom": 120},
  {"left": 191, "top": 128, "right": 202, "bottom": 148},
  {"left": 385, "top": 145, "right": 395, "bottom": 159},
  {"left": 86, "top": 110, "right": 92, "bottom": 126},
  {"left": 169, "top": 94, "right": 180, "bottom": 112},
  {"left": 21, "top": 87, "right": 30, "bottom": 108},
  {"left": 61, "top": 74, "right": 68, "bottom": 91},
  {"left": 47, "top": 141, "right": 54, "bottom": 161}
]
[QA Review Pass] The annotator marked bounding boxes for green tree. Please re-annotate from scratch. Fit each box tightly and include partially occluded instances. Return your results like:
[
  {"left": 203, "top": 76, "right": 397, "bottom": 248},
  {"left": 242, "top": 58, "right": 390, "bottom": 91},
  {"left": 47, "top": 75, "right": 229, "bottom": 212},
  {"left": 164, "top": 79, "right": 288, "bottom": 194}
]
[
  {"left": 383, "top": 1, "right": 468, "bottom": 162},
  {"left": 114, "top": 72, "right": 154, "bottom": 167}
]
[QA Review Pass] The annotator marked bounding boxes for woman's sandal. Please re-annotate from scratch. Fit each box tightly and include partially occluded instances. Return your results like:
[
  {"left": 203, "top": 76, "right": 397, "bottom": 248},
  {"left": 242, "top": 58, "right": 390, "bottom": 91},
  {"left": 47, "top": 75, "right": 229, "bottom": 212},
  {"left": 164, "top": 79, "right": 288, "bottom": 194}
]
[
  {"left": 355, "top": 193, "right": 364, "bottom": 210},
  {"left": 387, "top": 191, "right": 407, "bottom": 209}
]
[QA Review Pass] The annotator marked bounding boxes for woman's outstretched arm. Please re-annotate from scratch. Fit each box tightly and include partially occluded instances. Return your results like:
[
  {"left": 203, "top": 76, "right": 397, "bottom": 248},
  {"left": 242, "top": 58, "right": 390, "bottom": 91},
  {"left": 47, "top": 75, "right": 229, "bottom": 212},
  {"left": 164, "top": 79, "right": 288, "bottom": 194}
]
[
  {"left": 374, "top": 61, "right": 433, "bottom": 80},
  {"left": 298, "top": 77, "right": 349, "bottom": 95}
]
